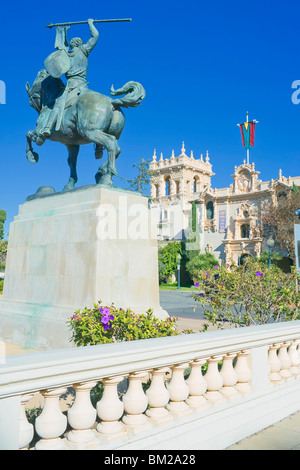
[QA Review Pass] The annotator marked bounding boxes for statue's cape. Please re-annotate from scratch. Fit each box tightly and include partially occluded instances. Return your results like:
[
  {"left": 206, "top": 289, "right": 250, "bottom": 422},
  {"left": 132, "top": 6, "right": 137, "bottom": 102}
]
[{"left": 44, "top": 50, "right": 70, "bottom": 78}]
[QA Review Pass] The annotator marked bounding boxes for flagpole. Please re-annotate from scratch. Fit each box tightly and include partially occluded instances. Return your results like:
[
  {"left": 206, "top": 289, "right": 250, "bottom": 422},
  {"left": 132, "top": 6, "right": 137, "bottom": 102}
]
[
  {"left": 246, "top": 111, "right": 249, "bottom": 164},
  {"left": 237, "top": 113, "right": 258, "bottom": 165}
]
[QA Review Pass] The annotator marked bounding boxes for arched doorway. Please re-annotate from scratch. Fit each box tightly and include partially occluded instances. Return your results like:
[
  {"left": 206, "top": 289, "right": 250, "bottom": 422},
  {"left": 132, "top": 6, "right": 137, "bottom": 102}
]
[{"left": 239, "top": 253, "right": 250, "bottom": 265}]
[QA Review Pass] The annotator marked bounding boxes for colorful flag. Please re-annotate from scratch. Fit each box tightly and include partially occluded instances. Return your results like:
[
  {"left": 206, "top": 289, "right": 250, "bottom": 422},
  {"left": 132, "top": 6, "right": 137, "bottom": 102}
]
[{"left": 239, "top": 121, "right": 256, "bottom": 150}]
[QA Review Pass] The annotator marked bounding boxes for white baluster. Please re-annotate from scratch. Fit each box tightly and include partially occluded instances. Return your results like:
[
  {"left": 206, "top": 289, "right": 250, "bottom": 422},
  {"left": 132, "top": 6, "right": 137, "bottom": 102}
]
[
  {"left": 97, "top": 376, "right": 125, "bottom": 437},
  {"left": 146, "top": 367, "right": 173, "bottom": 424},
  {"left": 122, "top": 372, "right": 151, "bottom": 432},
  {"left": 297, "top": 340, "right": 300, "bottom": 364},
  {"left": 220, "top": 352, "right": 239, "bottom": 400},
  {"left": 19, "top": 394, "right": 34, "bottom": 450},
  {"left": 185, "top": 358, "right": 210, "bottom": 410},
  {"left": 204, "top": 355, "right": 225, "bottom": 404},
  {"left": 268, "top": 343, "right": 282, "bottom": 385},
  {"left": 67, "top": 381, "right": 98, "bottom": 448},
  {"left": 234, "top": 349, "right": 251, "bottom": 395},
  {"left": 278, "top": 341, "right": 292, "bottom": 380},
  {"left": 35, "top": 387, "right": 68, "bottom": 450},
  {"left": 288, "top": 340, "right": 300, "bottom": 377},
  {"left": 166, "top": 363, "right": 192, "bottom": 416}
]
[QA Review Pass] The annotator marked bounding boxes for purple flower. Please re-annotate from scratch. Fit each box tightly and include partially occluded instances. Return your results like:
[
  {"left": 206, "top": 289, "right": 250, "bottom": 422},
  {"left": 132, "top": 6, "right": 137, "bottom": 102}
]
[
  {"left": 100, "top": 307, "right": 110, "bottom": 315},
  {"left": 100, "top": 306, "right": 114, "bottom": 331},
  {"left": 256, "top": 271, "right": 263, "bottom": 277},
  {"left": 195, "top": 282, "right": 200, "bottom": 287},
  {"left": 214, "top": 265, "right": 219, "bottom": 269}
]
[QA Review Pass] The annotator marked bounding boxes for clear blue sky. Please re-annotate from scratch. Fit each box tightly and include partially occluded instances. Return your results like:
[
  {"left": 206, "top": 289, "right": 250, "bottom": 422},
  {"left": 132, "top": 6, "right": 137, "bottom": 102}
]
[{"left": 1, "top": 0, "right": 300, "bottom": 237}]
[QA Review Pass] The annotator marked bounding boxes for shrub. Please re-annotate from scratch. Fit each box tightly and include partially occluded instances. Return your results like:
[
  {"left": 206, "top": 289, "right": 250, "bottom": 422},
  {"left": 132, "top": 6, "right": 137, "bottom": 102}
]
[
  {"left": 258, "top": 250, "right": 283, "bottom": 266},
  {"left": 193, "top": 258, "right": 300, "bottom": 329},
  {"left": 0, "top": 280, "right": 3, "bottom": 294},
  {"left": 68, "top": 301, "right": 192, "bottom": 347},
  {"left": 186, "top": 252, "right": 219, "bottom": 282},
  {"left": 158, "top": 242, "right": 182, "bottom": 283}
]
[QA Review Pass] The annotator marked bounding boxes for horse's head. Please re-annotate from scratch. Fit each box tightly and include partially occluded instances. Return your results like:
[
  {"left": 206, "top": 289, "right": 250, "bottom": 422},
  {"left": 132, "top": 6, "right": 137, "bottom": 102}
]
[{"left": 26, "top": 69, "right": 65, "bottom": 114}]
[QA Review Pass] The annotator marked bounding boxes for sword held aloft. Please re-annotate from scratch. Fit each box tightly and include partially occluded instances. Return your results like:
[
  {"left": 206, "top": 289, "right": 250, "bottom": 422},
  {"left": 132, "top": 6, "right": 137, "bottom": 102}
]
[{"left": 46, "top": 18, "right": 132, "bottom": 28}]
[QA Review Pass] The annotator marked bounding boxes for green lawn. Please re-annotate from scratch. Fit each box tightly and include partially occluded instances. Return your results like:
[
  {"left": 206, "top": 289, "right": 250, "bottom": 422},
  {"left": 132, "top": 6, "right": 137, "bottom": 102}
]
[{"left": 159, "top": 283, "right": 197, "bottom": 291}]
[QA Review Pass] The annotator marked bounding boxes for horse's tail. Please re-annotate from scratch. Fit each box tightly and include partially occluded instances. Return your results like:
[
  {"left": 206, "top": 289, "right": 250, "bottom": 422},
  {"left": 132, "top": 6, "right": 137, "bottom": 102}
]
[{"left": 110, "top": 81, "right": 146, "bottom": 109}]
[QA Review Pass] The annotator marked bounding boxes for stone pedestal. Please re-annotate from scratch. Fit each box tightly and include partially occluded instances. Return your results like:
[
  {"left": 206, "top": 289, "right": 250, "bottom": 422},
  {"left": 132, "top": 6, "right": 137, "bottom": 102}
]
[{"left": 0, "top": 185, "right": 168, "bottom": 350}]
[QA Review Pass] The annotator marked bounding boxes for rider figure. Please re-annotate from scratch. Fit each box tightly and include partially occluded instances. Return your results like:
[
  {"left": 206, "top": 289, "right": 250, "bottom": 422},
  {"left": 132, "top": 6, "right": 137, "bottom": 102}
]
[{"left": 40, "top": 18, "right": 99, "bottom": 138}]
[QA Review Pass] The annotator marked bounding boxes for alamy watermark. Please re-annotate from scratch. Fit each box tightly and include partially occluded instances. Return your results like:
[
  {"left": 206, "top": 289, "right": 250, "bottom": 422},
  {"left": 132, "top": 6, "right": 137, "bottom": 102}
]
[
  {"left": 96, "top": 195, "right": 155, "bottom": 241},
  {"left": 291, "top": 80, "right": 300, "bottom": 104},
  {"left": 0, "top": 80, "right": 6, "bottom": 104},
  {"left": 96, "top": 194, "right": 199, "bottom": 251}
]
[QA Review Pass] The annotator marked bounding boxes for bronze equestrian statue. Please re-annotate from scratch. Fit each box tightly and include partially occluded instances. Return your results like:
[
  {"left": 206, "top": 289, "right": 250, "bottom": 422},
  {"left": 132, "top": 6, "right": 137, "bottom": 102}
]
[{"left": 26, "top": 18, "right": 146, "bottom": 189}]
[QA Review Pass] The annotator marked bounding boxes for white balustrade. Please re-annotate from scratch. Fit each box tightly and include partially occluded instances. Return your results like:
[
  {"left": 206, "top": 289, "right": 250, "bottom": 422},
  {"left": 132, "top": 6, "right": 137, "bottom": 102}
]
[
  {"left": 268, "top": 343, "right": 282, "bottom": 385},
  {"left": 185, "top": 358, "right": 210, "bottom": 410},
  {"left": 278, "top": 341, "right": 293, "bottom": 380},
  {"left": 146, "top": 367, "right": 172, "bottom": 424},
  {"left": 122, "top": 371, "right": 151, "bottom": 431},
  {"left": 96, "top": 376, "right": 125, "bottom": 437},
  {"left": 220, "top": 352, "right": 239, "bottom": 400},
  {"left": 204, "top": 355, "right": 225, "bottom": 404},
  {"left": 166, "top": 363, "right": 192, "bottom": 416},
  {"left": 67, "top": 381, "right": 98, "bottom": 447},
  {"left": 288, "top": 340, "right": 300, "bottom": 378},
  {"left": 34, "top": 387, "right": 68, "bottom": 450},
  {"left": 18, "top": 394, "right": 34, "bottom": 450},
  {"left": 234, "top": 350, "right": 251, "bottom": 395},
  {"left": 1, "top": 322, "right": 300, "bottom": 450}
]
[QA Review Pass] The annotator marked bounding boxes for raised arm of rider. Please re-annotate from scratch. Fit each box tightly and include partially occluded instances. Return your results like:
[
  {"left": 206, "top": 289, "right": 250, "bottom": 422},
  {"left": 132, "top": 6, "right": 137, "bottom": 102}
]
[{"left": 85, "top": 19, "right": 99, "bottom": 54}]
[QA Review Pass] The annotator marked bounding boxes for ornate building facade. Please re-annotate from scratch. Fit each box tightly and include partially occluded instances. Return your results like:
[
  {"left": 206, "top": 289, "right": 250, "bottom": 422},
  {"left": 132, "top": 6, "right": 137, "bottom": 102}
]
[{"left": 149, "top": 143, "right": 300, "bottom": 264}]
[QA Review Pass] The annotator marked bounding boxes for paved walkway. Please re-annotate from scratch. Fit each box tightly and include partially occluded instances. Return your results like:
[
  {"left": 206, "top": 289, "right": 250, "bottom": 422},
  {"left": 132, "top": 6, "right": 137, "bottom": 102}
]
[{"left": 227, "top": 411, "right": 300, "bottom": 450}]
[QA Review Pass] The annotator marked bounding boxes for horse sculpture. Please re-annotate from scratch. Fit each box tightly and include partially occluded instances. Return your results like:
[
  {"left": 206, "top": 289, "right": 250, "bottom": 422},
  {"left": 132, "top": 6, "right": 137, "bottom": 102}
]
[{"left": 25, "top": 69, "right": 146, "bottom": 189}]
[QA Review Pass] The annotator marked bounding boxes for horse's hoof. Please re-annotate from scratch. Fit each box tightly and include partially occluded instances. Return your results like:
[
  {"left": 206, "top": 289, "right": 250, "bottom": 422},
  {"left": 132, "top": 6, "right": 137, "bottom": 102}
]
[
  {"left": 63, "top": 183, "right": 75, "bottom": 192},
  {"left": 26, "top": 151, "right": 39, "bottom": 164},
  {"left": 97, "top": 174, "right": 113, "bottom": 186}
]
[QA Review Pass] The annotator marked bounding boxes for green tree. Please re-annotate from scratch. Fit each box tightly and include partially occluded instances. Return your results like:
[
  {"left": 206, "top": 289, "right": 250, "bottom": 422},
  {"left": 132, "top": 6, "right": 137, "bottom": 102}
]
[
  {"left": 0, "top": 210, "right": 6, "bottom": 240},
  {"left": 261, "top": 187, "right": 300, "bottom": 263},
  {"left": 0, "top": 241, "right": 7, "bottom": 271},
  {"left": 125, "top": 158, "right": 154, "bottom": 195},
  {"left": 158, "top": 241, "right": 182, "bottom": 283}
]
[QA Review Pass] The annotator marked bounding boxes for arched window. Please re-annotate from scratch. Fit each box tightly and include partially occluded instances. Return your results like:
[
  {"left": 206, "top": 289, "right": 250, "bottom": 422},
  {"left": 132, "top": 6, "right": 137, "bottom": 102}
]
[
  {"left": 241, "top": 224, "right": 250, "bottom": 239},
  {"left": 155, "top": 184, "right": 159, "bottom": 198},
  {"left": 165, "top": 176, "right": 170, "bottom": 196},
  {"left": 193, "top": 176, "right": 199, "bottom": 193},
  {"left": 243, "top": 210, "right": 249, "bottom": 218},
  {"left": 206, "top": 201, "right": 214, "bottom": 220},
  {"left": 175, "top": 180, "right": 180, "bottom": 193}
]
